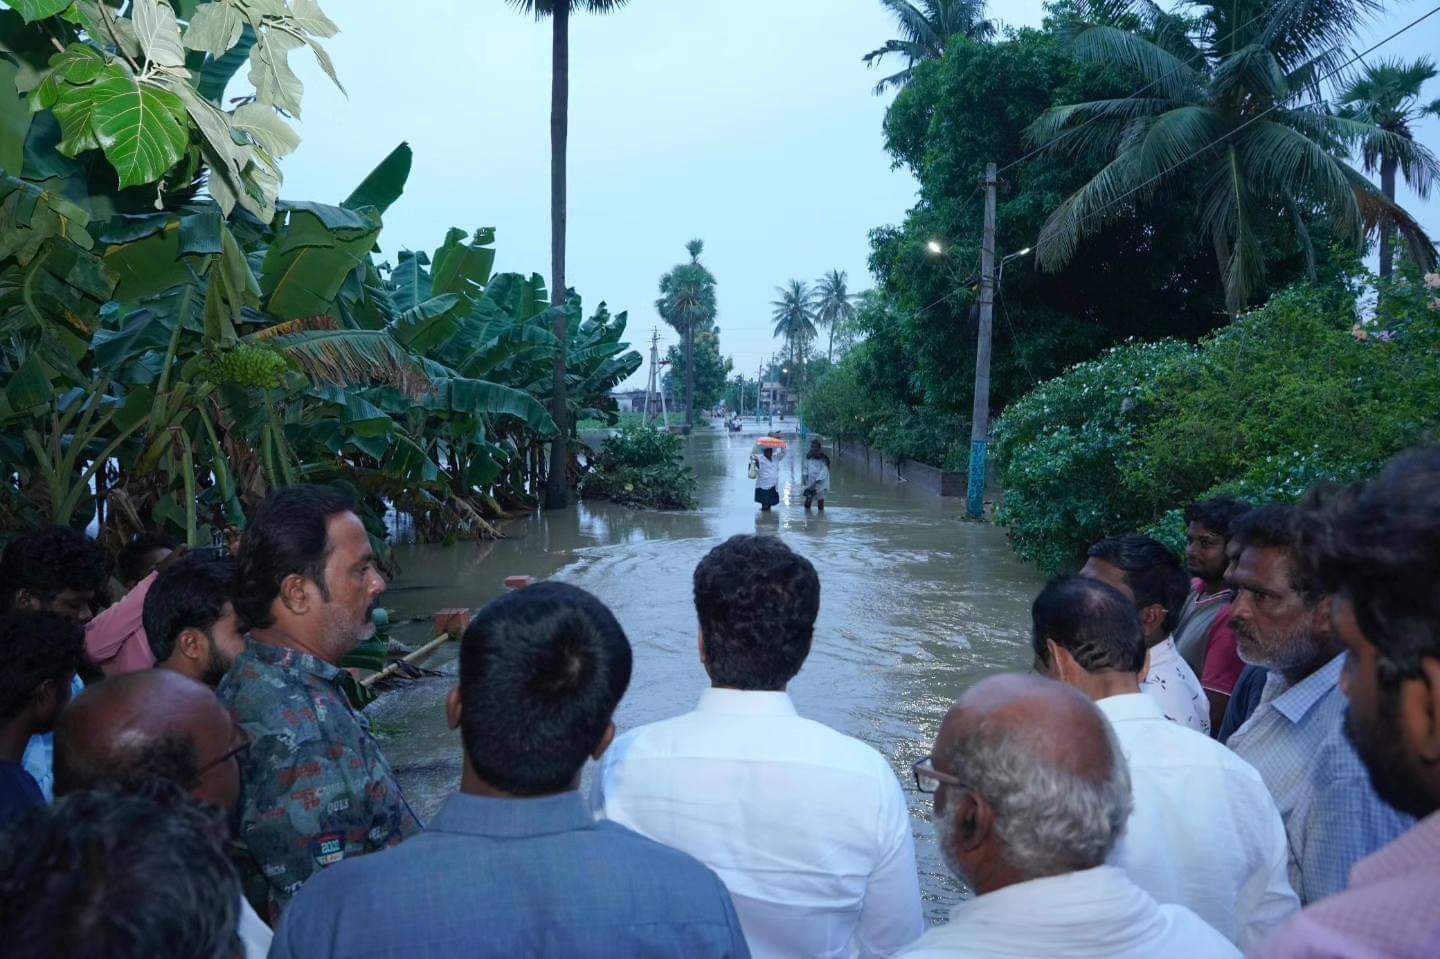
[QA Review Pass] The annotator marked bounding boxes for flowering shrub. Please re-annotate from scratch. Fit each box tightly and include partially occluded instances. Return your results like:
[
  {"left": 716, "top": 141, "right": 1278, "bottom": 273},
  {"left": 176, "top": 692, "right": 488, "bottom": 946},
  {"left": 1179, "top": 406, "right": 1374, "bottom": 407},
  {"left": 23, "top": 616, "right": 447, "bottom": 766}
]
[{"left": 995, "top": 274, "right": 1440, "bottom": 573}]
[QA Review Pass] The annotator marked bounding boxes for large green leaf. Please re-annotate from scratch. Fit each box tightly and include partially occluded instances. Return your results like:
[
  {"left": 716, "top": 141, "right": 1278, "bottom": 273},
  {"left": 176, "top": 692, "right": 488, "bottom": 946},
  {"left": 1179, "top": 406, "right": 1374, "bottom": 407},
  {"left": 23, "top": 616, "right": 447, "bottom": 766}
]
[
  {"left": 0, "top": 59, "right": 29, "bottom": 174},
  {"left": 312, "top": 384, "right": 393, "bottom": 438},
  {"left": 132, "top": 0, "right": 186, "bottom": 69},
  {"left": 104, "top": 220, "right": 195, "bottom": 301},
  {"left": 8, "top": 0, "right": 73, "bottom": 23},
  {"left": 247, "top": 27, "right": 303, "bottom": 117},
  {"left": 196, "top": 21, "right": 255, "bottom": 101},
  {"left": 231, "top": 100, "right": 298, "bottom": 157},
  {"left": 430, "top": 226, "right": 494, "bottom": 302},
  {"left": 4, "top": 351, "right": 52, "bottom": 411},
  {"left": 342, "top": 141, "right": 411, "bottom": 215},
  {"left": 87, "top": 67, "right": 190, "bottom": 187},
  {"left": 427, "top": 376, "right": 557, "bottom": 435},
  {"left": 387, "top": 248, "right": 431, "bottom": 311},
  {"left": 183, "top": 0, "right": 244, "bottom": 57},
  {"left": 388, "top": 293, "right": 462, "bottom": 353},
  {"left": 260, "top": 208, "right": 380, "bottom": 319}
]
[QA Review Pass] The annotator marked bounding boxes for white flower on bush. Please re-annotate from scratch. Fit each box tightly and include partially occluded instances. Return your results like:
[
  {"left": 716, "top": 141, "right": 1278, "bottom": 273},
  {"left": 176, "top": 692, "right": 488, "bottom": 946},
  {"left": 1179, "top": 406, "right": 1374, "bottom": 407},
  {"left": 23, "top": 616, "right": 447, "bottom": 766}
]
[{"left": 1424, "top": 272, "right": 1440, "bottom": 289}]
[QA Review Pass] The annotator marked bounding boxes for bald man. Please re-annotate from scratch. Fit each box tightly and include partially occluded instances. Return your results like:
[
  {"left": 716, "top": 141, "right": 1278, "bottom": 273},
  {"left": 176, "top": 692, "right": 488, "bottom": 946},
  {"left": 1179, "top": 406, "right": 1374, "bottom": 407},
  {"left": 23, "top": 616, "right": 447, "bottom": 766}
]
[
  {"left": 52, "top": 670, "right": 271, "bottom": 959},
  {"left": 902, "top": 675, "right": 1238, "bottom": 959}
]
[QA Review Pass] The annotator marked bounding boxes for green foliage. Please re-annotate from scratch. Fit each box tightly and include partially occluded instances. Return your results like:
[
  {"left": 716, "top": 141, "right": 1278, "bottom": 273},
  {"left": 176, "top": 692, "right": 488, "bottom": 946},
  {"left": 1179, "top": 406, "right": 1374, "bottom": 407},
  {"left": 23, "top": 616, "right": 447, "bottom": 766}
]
[
  {"left": 663, "top": 324, "right": 731, "bottom": 412},
  {"left": 580, "top": 426, "right": 697, "bottom": 510},
  {"left": 993, "top": 272, "right": 1440, "bottom": 573}
]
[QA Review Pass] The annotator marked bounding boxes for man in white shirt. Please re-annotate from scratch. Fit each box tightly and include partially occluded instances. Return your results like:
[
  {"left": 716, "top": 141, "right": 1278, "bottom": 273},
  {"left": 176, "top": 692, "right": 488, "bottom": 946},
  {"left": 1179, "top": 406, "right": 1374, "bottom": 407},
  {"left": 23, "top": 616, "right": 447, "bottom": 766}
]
[
  {"left": 1030, "top": 576, "right": 1298, "bottom": 948},
  {"left": 595, "top": 534, "right": 922, "bottom": 958},
  {"left": 1081, "top": 535, "right": 1210, "bottom": 734},
  {"left": 903, "top": 673, "right": 1237, "bottom": 959}
]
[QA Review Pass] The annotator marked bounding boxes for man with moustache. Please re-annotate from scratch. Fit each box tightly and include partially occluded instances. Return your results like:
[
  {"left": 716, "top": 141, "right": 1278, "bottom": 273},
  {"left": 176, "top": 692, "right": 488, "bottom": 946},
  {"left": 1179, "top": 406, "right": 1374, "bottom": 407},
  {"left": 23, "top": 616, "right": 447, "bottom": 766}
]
[
  {"left": 1253, "top": 448, "right": 1440, "bottom": 957},
  {"left": 220, "top": 485, "right": 420, "bottom": 919},
  {"left": 1224, "top": 505, "right": 1410, "bottom": 903}
]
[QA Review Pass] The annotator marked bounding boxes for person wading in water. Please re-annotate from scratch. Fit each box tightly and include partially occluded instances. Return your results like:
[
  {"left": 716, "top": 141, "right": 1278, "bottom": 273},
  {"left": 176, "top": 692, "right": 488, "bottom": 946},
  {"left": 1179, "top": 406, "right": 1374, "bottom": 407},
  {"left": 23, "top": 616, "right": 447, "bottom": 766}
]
[
  {"left": 752, "top": 442, "right": 785, "bottom": 513},
  {"left": 803, "top": 439, "right": 831, "bottom": 511}
]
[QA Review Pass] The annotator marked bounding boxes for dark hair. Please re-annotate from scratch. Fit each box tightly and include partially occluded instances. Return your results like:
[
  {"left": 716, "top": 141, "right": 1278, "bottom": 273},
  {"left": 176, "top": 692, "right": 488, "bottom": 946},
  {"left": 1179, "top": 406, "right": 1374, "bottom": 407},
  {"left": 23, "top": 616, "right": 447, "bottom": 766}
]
[
  {"left": 1032, "top": 576, "right": 1148, "bottom": 674},
  {"left": 459, "top": 582, "right": 632, "bottom": 796},
  {"left": 693, "top": 535, "right": 820, "bottom": 690},
  {"left": 1300, "top": 447, "right": 1440, "bottom": 696},
  {"left": 1183, "top": 498, "right": 1252, "bottom": 539},
  {"left": 56, "top": 732, "right": 202, "bottom": 798},
  {"left": 1085, "top": 535, "right": 1190, "bottom": 634},
  {"left": 0, "top": 526, "right": 106, "bottom": 612},
  {"left": 143, "top": 554, "right": 237, "bottom": 663},
  {"left": 234, "top": 484, "right": 356, "bottom": 629},
  {"left": 116, "top": 532, "right": 179, "bottom": 586},
  {"left": 0, "top": 613, "right": 84, "bottom": 721},
  {"left": 1230, "top": 504, "right": 1321, "bottom": 601},
  {"left": 0, "top": 784, "right": 240, "bottom": 959}
]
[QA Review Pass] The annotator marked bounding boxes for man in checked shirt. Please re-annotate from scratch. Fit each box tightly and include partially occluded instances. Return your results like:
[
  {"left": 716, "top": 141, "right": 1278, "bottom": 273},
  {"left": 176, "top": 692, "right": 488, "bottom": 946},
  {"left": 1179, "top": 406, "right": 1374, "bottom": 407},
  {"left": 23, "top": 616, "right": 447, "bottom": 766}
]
[{"left": 221, "top": 484, "right": 420, "bottom": 921}]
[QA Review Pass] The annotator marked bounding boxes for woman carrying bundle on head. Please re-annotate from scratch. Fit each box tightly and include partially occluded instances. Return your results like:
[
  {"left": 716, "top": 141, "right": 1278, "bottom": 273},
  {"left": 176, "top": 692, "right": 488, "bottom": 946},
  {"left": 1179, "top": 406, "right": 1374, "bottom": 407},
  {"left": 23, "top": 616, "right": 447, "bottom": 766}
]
[
  {"left": 802, "top": 438, "right": 831, "bottom": 511},
  {"left": 750, "top": 437, "right": 786, "bottom": 512}
]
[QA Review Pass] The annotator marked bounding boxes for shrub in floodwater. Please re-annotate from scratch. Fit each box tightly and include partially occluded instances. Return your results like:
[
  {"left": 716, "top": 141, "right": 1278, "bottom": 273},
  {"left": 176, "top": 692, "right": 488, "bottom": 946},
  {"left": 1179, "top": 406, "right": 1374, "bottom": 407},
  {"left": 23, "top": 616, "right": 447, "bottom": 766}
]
[{"left": 580, "top": 426, "right": 698, "bottom": 510}]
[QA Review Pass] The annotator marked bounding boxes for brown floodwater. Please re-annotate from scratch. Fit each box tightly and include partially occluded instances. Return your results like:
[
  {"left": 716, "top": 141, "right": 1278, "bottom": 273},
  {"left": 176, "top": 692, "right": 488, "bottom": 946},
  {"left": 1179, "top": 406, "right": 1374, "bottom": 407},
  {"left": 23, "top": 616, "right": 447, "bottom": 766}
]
[{"left": 369, "top": 422, "right": 1043, "bottom": 923}]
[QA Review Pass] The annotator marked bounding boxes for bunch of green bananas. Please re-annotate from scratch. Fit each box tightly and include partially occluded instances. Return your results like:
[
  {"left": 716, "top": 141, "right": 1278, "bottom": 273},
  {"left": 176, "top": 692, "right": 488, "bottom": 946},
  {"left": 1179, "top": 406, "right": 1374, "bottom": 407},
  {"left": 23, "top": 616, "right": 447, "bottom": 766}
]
[{"left": 195, "top": 345, "right": 287, "bottom": 389}]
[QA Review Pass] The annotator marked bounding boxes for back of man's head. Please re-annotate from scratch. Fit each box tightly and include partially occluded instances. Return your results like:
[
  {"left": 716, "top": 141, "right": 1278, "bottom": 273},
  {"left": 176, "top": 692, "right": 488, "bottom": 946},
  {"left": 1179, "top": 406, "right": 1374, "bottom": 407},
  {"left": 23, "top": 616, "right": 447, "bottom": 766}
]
[
  {"left": 1031, "top": 577, "right": 1147, "bottom": 677},
  {"left": 693, "top": 535, "right": 820, "bottom": 690},
  {"left": 1183, "top": 497, "right": 1251, "bottom": 539},
  {"left": 0, "top": 612, "right": 84, "bottom": 730},
  {"left": 0, "top": 526, "right": 106, "bottom": 616},
  {"left": 1230, "top": 504, "right": 1322, "bottom": 602},
  {"left": 458, "top": 582, "right": 632, "bottom": 796},
  {"left": 53, "top": 670, "right": 230, "bottom": 804},
  {"left": 144, "top": 553, "right": 237, "bottom": 663},
  {"left": 117, "top": 531, "right": 178, "bottom": 587},
  {"left": 1084, "top": 535, "right": 1189, "bottom": 634},
  {"left": 942, "top": 675, "right": 1132, "bottom": 883},
  {"left": 234, "top": 484, "right": 355, "bottom": 629},
  {"left": 0, "top": 782, "right": 240, "bottom": 959}
]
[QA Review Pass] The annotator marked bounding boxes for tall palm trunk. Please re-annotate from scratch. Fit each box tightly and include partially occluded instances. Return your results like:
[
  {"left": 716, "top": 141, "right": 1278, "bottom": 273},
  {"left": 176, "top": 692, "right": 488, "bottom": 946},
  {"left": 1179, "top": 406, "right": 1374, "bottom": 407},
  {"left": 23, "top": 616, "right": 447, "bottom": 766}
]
[
  {"left": 827, "top": 323, "right": 834, "bottom": 365},
  {"left": 1379, "top": 154, "right": 1398, "bottom": 280},
  {"left": 544, "top": 5, "right": 570, "bottom": 510},
  {"left": 684, "top": 322, "right": 696, "bottom": 429}
]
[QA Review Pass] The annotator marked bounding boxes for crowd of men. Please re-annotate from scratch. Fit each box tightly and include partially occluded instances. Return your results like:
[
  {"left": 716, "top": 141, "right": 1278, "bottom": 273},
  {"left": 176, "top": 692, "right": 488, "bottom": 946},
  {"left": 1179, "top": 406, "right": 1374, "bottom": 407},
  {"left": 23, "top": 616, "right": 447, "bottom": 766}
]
[{"left": 0, "top": 444, "right": 1435, "bottom": 958}]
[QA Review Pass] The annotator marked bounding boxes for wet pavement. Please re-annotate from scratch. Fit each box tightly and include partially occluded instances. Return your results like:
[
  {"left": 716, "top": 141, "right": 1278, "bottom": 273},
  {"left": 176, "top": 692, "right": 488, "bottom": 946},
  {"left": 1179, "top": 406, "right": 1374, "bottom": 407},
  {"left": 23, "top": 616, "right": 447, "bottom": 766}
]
[{"left": 371, "top": 420, "right": 1044, "bottom": 922}]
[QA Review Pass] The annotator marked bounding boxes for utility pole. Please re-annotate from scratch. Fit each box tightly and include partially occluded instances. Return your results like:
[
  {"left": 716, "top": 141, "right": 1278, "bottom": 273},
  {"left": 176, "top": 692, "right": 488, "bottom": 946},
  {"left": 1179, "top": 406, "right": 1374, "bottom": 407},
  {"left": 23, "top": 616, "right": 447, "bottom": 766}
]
[
  {"left": 967, "top": 162, "right": 998, "bottom": 520},
  {"left": 643, "top": 329, "right": 661, "bottom": 427}
]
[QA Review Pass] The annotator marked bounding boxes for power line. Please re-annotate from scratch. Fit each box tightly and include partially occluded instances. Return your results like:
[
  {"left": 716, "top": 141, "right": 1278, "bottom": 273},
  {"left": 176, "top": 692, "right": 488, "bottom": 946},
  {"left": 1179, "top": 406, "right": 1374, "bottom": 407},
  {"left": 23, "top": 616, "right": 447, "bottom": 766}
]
[{"left": 1053, "top": 4, "right": 1440, "bottom": 242}]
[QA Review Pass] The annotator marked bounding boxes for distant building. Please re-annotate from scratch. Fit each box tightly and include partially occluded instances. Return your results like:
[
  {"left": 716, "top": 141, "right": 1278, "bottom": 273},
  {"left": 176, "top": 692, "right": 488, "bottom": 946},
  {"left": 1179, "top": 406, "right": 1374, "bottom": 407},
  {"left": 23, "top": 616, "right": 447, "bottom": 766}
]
[{"left": 761, "top": 382, "right": 797, "bottom": 416}]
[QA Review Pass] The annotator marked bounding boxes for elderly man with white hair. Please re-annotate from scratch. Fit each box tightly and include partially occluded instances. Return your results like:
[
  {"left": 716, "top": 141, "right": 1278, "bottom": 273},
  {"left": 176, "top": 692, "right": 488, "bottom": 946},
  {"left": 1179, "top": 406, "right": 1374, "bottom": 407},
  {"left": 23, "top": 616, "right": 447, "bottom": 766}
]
[{"left": 903, "top": 674, "right": 1238, "bottom": 959}]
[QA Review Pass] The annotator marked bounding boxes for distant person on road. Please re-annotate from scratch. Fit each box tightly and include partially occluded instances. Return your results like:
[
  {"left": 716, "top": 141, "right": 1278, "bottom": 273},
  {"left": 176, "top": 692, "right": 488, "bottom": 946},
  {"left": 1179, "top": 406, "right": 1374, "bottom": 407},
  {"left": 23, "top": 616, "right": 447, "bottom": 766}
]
[
  {"left": 596, "top": 534, "right": 923, "bottom": 958},
  {"left": 751, "top": 442, "right": 785, "bottom": 513},
  {"left": 803, "top": 439, "right": 831, "bottom": 511}
]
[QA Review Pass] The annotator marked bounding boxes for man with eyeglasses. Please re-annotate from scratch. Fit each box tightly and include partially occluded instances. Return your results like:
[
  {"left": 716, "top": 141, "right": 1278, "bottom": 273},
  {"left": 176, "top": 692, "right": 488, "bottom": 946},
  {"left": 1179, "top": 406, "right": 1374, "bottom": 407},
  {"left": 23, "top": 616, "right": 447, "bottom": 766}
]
[
  {"left": 52, "top": 668, "right": 271, "bottom": 959},
  {"left": 903, "top": 674, "right": 1238, "bottom": 959}
]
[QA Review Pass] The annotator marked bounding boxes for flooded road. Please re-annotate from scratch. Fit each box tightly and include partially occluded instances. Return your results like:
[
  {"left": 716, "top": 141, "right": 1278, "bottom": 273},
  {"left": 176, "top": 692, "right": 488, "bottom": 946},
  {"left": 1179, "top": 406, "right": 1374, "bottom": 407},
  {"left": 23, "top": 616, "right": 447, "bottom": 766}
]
[{"left": 371, "top": 423, "right": 1043, "bottom": 922}]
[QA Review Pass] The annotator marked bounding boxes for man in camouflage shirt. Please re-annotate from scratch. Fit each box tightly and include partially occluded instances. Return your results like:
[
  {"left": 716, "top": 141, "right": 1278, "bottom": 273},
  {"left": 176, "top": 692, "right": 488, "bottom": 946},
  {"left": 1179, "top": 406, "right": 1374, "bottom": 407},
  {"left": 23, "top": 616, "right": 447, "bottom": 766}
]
[{"left": 222, "top": 485, "right": 421, "bottom": 919}]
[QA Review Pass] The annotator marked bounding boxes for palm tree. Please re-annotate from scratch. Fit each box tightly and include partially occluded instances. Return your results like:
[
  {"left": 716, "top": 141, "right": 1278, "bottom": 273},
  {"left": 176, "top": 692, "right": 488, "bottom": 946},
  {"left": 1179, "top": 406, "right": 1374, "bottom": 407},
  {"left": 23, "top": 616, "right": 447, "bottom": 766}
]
[
  {"left": 656, "top": 239, "right": 717, "bottom": 431},
  {"left": 508, "top": 0, "right": 632, "bottom": 509},
  {"left": 1338, "top": 57, "right": 1440, "bottom": 278},
  {"left": 771, "top": 280, "right": 818, "bottom": 394},
  {"left": 862, "top": 0, "right": 995, "bottom": 94},
  {"left": 1029, "top": 0, "right": 1437, "bottom": 311},
  {"left": 813, "top": 270, "right": 857, "bottom": 364}
]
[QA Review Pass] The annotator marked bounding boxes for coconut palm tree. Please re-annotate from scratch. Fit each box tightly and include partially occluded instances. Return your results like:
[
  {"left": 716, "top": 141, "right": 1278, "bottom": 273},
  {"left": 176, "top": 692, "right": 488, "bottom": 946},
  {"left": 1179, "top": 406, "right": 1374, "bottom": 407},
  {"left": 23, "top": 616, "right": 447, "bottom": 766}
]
[
  {"left": 656, "top": 240, "right": 717, "bottom": 430},
  {"left": 1338, "top": 57, "right": 1440, "bottom": 278},
  {"left": 771, "top": 280, "right": 818, "bottom": 393},
  {"left": 1030, "top": 0, "right": 1437, "bottom": 311},
  {"left": 508, "top": 0, "right": 632, "bottom": 508},
  {"left": 813, "top": 270, "right": 857, "bottom": 364},
  {"left": 863, "top": 0, "right": 995, "bottom": 94}
]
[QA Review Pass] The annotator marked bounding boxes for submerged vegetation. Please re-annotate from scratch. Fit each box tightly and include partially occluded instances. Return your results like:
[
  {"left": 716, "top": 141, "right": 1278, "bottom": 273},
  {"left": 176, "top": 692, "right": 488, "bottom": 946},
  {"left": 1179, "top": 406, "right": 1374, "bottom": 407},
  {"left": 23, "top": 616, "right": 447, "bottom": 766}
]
[{"left": 580, "top": 426, "right": 697, "bottom": 511}]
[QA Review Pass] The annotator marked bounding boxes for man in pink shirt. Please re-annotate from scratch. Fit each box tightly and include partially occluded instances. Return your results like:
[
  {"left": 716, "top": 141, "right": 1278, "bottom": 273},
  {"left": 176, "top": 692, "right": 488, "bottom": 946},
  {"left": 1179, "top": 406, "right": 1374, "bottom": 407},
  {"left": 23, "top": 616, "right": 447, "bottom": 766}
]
[
  {"left": 86, "top": 570, "right": 160, "bottom": 676},
  {"left": 1254, "top": 446, "right": 1440, "bottom": 959}
]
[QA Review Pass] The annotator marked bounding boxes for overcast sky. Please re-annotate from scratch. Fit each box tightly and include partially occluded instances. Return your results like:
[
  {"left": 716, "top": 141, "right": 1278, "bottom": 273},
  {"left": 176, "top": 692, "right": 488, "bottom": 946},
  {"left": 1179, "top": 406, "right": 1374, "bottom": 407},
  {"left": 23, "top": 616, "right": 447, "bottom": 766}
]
[{"left": 278, "top": 1, "right": 1440, "bottom": 391}]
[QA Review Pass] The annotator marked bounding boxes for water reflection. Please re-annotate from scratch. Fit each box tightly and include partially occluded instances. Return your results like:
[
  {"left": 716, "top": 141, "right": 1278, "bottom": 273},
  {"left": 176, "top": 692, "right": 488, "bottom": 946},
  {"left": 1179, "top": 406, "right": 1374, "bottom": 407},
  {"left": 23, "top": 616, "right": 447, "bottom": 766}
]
[{"left": 372, "top": 424, "right": 1044, "bottom": 924}]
